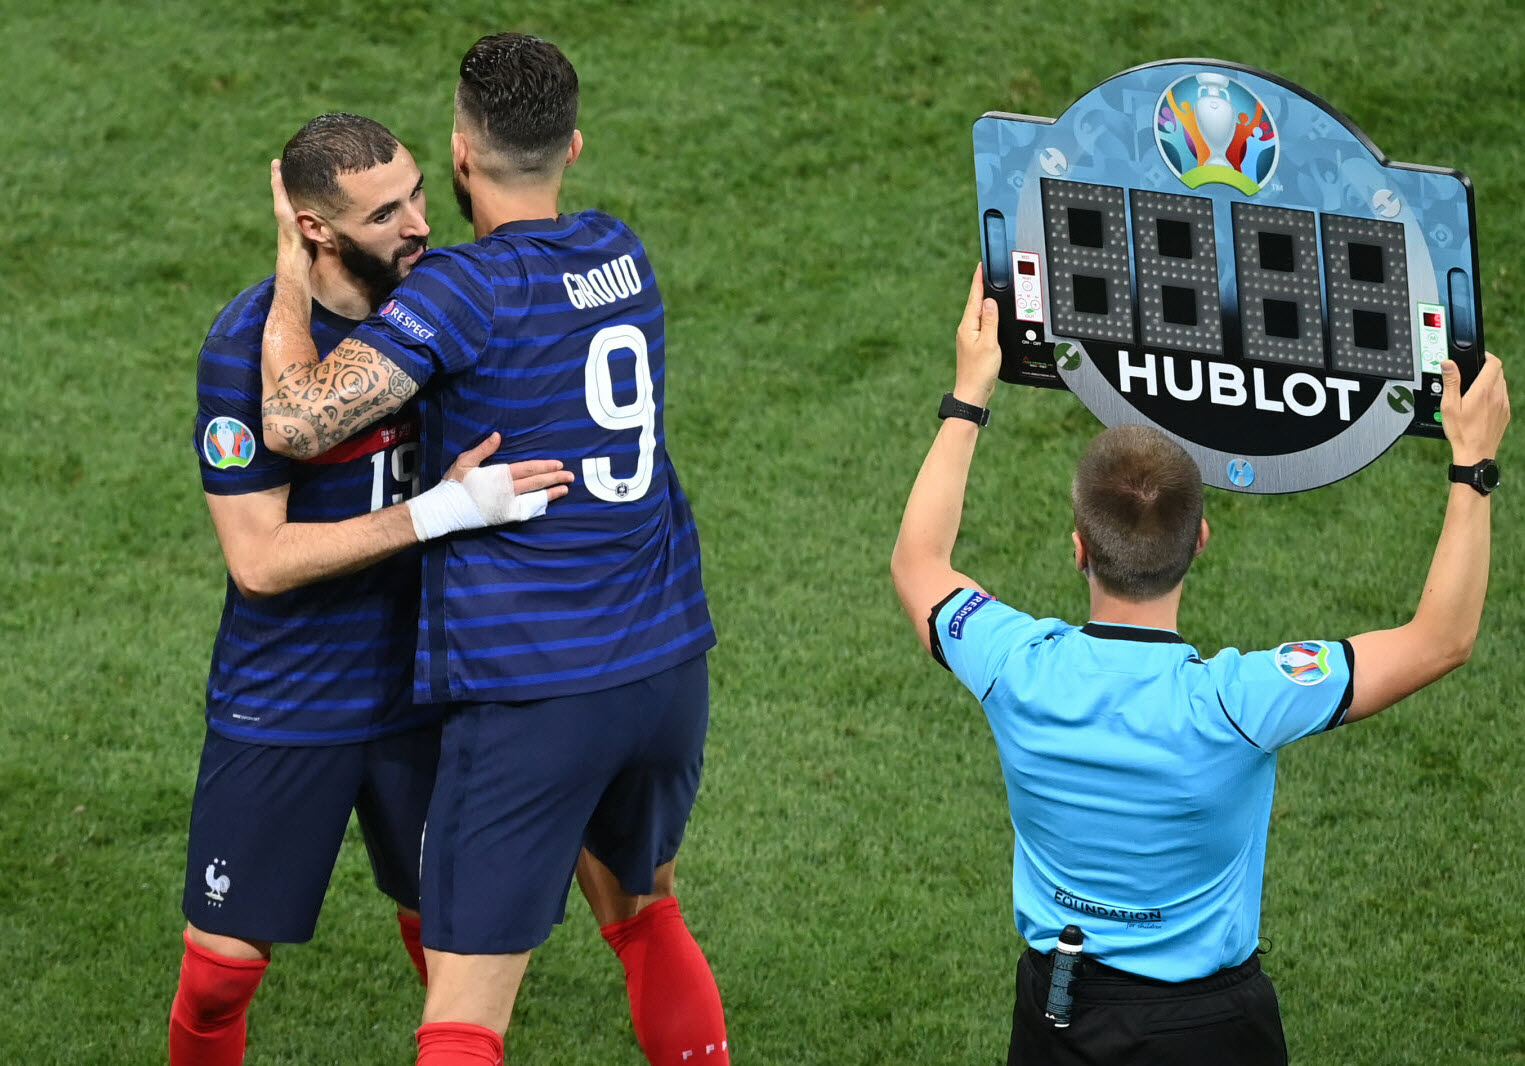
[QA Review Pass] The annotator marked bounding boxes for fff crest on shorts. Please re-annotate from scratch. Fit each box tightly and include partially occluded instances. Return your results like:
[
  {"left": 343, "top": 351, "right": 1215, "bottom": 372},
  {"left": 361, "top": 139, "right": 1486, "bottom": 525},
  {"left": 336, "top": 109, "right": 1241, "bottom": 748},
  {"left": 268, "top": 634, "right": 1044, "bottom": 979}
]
[
  {"left": 1155, "top": 73, "right": 1279, "bottom": 195},
  {"left": 203, "top": 416, "right": 256, "bottom": 469},
  {"left": 973, "top": 58, "right": 1484, "bottom": 494}
]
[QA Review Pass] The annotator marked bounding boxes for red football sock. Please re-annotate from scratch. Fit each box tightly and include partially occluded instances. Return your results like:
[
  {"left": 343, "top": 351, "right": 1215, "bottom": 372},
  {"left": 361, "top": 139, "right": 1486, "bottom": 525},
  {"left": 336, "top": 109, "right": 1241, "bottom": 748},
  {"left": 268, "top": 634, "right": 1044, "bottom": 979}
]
[
  {"left": 398, "top": 911, "right": 429, "bottom": 985},
  {"left": 415, "top": 1021, "right": 504, "bottom": 1065},
  {"left": 601, "top": 896, "right": 729, "bottom": 1065},
  {"left": 168, "top": 930, "right": 270, "bottom": 1066}
]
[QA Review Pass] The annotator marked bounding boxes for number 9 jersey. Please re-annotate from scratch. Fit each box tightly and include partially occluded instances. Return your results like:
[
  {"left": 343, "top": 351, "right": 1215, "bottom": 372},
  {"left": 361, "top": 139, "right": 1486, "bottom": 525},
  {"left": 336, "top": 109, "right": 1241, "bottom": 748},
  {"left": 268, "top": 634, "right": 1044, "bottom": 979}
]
[{"left": 349, "top": 211, "right": 716, "bottom": 705}]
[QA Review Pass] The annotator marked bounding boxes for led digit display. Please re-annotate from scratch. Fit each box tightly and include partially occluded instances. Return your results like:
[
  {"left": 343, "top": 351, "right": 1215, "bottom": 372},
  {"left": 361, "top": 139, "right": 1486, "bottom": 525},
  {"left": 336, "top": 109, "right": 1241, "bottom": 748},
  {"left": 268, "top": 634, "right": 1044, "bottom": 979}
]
[
  {"left": 1041, "top": 179, "right": 1134, "bottom": 344},
  {"left": 1321, "top": 214, "right": 1412, "bottom": 379},
  {"left": 1131, "top": 190, "right": 1223, "bottom": 356},
  {"left": 1231, "top": 203, "right": 1325, "bottom": 369},
  {"left": 973, "top": 58, "right": 1483, "bottom": 493}
]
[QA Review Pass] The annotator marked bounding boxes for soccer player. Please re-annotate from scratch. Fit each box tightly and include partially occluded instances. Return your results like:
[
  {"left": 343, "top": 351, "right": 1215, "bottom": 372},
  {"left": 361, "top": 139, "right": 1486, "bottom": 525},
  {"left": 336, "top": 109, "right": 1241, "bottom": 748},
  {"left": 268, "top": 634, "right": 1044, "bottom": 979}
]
[
  {"left": 257, "top": 36, "right": 728, "bottom": 1066},
  {"left": 890, "top": 267, "right": 1509, "bottom": 1064},
  {"left": 175, "top": 112, "right": 573, "bottom": 1066}
]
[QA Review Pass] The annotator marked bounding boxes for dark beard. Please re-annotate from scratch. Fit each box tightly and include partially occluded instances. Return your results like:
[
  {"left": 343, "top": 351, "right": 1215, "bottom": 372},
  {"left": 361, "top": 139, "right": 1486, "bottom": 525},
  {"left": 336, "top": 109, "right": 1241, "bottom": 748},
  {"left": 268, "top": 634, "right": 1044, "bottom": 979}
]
[
  {"left": 453, "top": 172, "right": 473, "bottom": 225},
  {"left": 335, "top": 232, "right": 428, "bottom": 309}
]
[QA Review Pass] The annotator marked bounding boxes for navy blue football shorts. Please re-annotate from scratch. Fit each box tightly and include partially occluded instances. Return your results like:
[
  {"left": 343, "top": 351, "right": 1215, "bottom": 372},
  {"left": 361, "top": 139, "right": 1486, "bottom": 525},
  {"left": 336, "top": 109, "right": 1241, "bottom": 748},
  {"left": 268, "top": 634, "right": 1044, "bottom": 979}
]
[
  {"left": 181, "top": 721, "right": 441, "bottom": 943},
  {"left": 421, "top": 653, "right": 709, "bottom": 955}
]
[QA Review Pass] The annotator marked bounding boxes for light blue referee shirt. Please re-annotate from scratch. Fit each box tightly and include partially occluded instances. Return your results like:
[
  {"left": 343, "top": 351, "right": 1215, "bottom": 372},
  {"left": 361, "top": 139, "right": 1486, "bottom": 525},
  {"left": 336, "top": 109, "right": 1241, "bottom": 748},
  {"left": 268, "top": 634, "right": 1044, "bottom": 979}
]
[{"left": 931, "top": 588, "right": 1354, "bottom": 982}]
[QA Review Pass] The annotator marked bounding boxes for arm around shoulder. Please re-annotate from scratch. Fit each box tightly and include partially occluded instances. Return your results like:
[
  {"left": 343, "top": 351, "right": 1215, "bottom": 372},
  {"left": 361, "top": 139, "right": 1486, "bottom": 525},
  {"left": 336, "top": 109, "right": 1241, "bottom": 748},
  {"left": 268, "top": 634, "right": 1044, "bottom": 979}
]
[{"left": 257, "top": 160, "right": 418, "bottom": 458}]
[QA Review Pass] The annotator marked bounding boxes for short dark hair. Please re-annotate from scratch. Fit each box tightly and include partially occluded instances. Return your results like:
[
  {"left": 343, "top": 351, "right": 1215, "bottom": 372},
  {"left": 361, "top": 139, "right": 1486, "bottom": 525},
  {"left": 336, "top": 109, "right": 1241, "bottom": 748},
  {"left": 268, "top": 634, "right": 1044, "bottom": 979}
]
[
  {"left": 280, "top": 113, "right": 399, "bottom": 214},
  {"left": 1071, "top": 425, "right": 1204, "bottom": 601},
  {"left": 455, "top": 32, "right": 579, "bottom": 177}
]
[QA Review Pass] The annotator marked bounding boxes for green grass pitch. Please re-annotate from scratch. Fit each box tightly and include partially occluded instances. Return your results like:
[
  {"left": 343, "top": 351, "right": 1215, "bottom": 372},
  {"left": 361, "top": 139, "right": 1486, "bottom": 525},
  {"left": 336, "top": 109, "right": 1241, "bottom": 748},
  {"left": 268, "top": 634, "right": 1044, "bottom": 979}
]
[{"left": 3, "top": 1, "right": 1523, "bottom": 1062}]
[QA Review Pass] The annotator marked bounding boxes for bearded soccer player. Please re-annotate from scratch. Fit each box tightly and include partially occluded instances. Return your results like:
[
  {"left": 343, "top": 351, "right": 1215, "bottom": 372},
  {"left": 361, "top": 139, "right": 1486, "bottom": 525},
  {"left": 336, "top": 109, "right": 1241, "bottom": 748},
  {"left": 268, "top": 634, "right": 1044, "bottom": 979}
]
[
  {"left": 258, "top": 37, "right": 728, "bottom": 1066},
  {"left": 173, "top": 113, "right": 572, "bottom": 1066}
]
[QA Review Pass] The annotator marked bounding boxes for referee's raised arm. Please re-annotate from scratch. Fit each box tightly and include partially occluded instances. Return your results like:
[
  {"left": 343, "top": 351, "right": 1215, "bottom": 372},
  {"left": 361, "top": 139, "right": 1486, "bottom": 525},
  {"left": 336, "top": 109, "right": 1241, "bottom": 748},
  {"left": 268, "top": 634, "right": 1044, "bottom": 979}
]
[
  {"left": 891, "top": 264, "right": 998, "bottom": 655},
  {"left": 1343, "top": 352, "right": 1509, "bottom": 722}
]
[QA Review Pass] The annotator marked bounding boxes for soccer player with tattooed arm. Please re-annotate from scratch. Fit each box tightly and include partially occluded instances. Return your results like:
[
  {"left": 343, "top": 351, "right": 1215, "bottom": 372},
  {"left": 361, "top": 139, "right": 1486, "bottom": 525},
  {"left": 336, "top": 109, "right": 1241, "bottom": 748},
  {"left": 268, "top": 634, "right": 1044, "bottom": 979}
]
[
  {"left": 173, "top": 113, "right": 573, "bottom": 1066},
  {"left": 890, "top": 266, "right": 1508, "bottom": 1065},
  {"left": 260, "top": 34, "right": 728, "bottom": 1066}
]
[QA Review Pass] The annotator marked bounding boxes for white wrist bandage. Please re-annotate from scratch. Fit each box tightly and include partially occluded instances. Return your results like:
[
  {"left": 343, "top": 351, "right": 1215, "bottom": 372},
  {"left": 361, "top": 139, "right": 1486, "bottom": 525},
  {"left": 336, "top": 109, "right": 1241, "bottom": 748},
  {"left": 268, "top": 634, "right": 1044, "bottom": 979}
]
[{"left": 408, "top": 467, "right": 550, "bottom": 542}]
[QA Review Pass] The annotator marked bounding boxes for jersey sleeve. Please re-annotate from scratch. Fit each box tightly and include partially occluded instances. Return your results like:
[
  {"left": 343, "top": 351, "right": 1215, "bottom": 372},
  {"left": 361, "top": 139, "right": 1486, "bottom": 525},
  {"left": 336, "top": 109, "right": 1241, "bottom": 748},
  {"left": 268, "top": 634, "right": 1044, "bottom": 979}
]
[
  {"left": 1208, "top": 639, "right": 1356, "bottom": 750},
  {"left": 930, "top": 589, "right": 1062, "bottom": 702},
  {"left": 349, "top": 248, "right": 498, "bottom": 388},
  {"left": 195, "top": 324, "right": 290, "bottom": 496}
]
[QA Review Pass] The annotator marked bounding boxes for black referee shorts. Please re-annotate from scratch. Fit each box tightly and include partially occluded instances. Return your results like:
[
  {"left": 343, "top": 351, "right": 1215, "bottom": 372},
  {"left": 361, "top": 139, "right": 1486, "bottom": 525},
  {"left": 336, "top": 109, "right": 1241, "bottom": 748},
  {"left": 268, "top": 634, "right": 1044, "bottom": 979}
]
[{"left": 1009, "top": 947, "right": 1288, "bottom": 1066}]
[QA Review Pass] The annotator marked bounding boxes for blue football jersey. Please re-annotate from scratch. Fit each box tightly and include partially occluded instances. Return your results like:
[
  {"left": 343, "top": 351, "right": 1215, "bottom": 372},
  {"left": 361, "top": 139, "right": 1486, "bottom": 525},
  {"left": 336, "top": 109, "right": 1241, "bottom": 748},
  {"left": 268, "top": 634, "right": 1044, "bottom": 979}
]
[
  {"left": 350, "top": 211, "right": 715, "bottom": 704},
  {"left": 194, "top": 278, "right": 431, "bottom": 744}
]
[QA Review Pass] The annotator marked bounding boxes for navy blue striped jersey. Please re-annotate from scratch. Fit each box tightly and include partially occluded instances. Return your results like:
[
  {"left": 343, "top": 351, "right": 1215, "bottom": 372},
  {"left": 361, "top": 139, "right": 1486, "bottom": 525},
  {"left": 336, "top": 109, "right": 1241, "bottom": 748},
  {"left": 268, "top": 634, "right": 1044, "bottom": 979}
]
[
  {"left": 349, "top": 211, "right": 715, "bottom": 704},
  {"left": 194, "top": 277, "right": 431, "bottom": 744}
]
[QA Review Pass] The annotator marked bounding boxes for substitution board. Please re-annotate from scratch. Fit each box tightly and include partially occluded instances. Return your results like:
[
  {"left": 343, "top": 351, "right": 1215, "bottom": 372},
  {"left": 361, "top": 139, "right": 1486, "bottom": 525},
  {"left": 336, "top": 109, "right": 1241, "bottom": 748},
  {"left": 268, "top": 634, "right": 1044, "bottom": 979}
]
[{"left": 974, "top": 59, "right": 1483, "bottom": 492}]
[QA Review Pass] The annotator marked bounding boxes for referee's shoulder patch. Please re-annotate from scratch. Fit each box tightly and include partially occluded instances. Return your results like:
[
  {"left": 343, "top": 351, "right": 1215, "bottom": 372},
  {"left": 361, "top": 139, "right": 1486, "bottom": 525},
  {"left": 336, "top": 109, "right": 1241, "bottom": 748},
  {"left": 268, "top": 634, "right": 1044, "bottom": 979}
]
[
  {"left": 1273, "top": 640, "right": 1333, "bottom": 686},
  {"left": 947, "top": 592, "right": 995, "bottom": 640}
]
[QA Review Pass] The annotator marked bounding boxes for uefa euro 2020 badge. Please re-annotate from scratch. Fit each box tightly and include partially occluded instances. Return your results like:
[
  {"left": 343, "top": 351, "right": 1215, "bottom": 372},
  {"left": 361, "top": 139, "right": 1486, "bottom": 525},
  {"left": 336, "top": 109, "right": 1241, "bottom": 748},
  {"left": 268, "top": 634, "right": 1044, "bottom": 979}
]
[
  {"left": 203, "top": 416, "right": 257, "bottom": 470},
  {"left": 1155, "top": 72, "right": 1279, "bottom": 196},
  {"left": 1274, "top": 640, "right": 1332, "bottom": 686}
]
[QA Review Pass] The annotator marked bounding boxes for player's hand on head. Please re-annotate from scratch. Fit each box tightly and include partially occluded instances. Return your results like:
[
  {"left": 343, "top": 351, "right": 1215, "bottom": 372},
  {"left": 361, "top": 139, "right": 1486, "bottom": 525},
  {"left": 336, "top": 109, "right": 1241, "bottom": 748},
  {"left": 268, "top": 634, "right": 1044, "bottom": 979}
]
[
  {"left": 954, "top": 262, "right": 1001, "bottom": 409},
  {"left": 1440, "top": 353, "right": 1509, "bottom": 466},
  {"left": 269, "top": 160, "right": 314, "bottom": 264}
]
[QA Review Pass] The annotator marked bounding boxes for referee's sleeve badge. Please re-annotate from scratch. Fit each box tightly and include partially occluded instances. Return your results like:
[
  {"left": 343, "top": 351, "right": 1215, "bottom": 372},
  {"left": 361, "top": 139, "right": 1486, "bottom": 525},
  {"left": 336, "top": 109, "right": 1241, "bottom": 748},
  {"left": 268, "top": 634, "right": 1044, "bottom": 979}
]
[
  {"left": 1273, "top": 640, "right": 1333, "bottom": 686},
  {"left": 947, "top": 592, "right": 994, "bottom": 640}
]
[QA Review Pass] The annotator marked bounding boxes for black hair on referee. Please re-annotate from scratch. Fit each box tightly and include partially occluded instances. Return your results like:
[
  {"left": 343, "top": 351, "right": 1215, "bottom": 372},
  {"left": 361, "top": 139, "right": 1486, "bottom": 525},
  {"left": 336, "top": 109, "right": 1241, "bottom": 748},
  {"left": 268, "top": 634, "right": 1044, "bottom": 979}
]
[
  {"left": 1071, "top": 425, "right": 1204, "bottom": 602},
  {"left": 455, "top": 32, "right": 579, "bottom": 178},
  {"left": 280, "top": 113, "right": 400, "bottom": 215}
]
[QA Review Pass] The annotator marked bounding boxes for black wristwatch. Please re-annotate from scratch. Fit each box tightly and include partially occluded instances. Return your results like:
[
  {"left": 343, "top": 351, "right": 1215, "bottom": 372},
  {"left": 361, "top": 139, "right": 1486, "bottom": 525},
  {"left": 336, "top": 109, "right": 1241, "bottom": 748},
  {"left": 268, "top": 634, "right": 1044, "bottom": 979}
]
[
  {"left": 938, "top": 392, "right": 991, "bottom": 427},
  {"left": 1448, "top": 458, "right": 1500, "bottom": 496}
]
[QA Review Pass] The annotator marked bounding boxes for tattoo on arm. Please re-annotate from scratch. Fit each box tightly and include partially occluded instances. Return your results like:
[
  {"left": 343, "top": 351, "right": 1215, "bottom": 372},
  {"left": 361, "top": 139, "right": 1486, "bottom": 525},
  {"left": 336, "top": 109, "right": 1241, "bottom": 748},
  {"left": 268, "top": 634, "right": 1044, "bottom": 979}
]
[{"left": 261, "top": 339, "right": 419, "bottom": 458}]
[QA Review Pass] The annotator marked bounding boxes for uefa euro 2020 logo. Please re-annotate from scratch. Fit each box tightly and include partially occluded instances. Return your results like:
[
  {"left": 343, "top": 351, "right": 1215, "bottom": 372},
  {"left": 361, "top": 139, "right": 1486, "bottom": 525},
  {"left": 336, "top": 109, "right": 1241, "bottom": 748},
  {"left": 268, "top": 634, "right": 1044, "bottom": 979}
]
[
  {"left": 1155, "top": 72, "right": 1278, "bottom": 196},
  {"left": 203, "top": 416, "right": 257, "bottom": 470}
]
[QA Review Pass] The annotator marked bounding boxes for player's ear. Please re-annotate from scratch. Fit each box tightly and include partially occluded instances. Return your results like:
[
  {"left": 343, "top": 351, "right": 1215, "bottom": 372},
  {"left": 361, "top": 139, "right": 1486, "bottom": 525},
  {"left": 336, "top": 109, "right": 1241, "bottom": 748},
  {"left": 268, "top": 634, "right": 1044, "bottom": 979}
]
[
  {"left": 1195, "top": 518, "right": 1210, "bottom": 556},
  {"left": 565, "top": 129, "right": 583, "bottom": 168},
  {"left": 294, "top": 209, "right": 330, "bottom": 247},
  {"left": 1072, "top": 530, "right": 1088, "bottom": 573},
  {"left": 451, "top": 129, "right": 470, "bottom": 177}
]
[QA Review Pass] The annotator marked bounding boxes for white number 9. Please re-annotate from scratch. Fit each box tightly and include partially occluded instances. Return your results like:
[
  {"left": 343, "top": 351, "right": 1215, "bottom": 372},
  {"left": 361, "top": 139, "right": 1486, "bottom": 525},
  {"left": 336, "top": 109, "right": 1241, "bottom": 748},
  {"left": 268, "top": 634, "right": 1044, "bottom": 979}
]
[{"left": 582, "top": 324, "right": 655, "bottom": 502}]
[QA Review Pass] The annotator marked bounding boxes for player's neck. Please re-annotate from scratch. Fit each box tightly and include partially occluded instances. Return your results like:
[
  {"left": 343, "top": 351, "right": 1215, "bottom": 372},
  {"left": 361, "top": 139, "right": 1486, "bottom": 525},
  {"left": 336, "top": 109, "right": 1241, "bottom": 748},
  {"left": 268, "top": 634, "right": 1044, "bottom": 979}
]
[
  {"left": 1086, "top": 584, "right": 1183, "bottom": 633},
  {"left": 308, "top": 254, "right": 377, "bottom": 321},
  {"left": 469, "top": 180, "right": 562, "bottom": 239}
]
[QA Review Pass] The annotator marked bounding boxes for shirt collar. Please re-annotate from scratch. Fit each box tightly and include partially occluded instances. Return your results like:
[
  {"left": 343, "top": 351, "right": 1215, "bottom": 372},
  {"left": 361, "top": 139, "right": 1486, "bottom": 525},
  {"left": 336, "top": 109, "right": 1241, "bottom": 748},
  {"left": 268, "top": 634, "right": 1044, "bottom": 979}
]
[
  {"left": 1080, "top": 621, "right": 1187, "bottom": 644},
  {"left": 490, "top": 214, "right": 571, "bottom": 237}
]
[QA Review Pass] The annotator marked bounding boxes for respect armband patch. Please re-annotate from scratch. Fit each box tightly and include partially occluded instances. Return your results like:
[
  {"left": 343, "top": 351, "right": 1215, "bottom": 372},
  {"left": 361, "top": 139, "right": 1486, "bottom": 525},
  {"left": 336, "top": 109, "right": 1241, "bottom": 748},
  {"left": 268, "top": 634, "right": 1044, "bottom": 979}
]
[
  {"left": 378, "top": 299, "right": 436, "bottom": 343},
  {"left": 947, "top": 592, "right": 994, "bottom": 640},
  {"left": 1273, "top": 640, "right": 1333, "bottom": 686}
]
